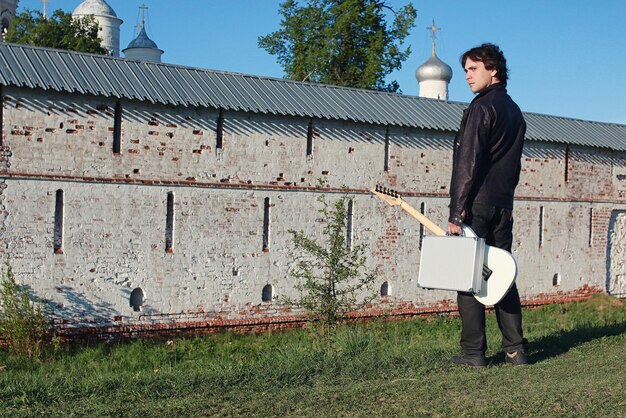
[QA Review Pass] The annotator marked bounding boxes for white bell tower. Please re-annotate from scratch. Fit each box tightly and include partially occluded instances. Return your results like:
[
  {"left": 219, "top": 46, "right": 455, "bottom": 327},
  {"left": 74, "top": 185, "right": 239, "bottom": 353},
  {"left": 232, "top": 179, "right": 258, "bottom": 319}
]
[{"left": 73, "top": 0, "right": 123, "bottom": 57}]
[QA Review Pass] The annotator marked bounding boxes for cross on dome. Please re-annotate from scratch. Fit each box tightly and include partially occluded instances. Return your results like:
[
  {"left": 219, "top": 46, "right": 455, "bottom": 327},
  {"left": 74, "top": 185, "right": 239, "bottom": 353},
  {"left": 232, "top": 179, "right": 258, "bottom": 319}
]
[{"left": 427, "top": 19, "right": 441, "bottom": 56}]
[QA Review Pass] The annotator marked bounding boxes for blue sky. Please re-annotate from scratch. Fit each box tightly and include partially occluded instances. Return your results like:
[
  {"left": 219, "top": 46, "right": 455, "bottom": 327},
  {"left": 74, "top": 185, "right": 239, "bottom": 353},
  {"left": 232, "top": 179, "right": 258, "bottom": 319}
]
[{"left": 16, "top": 0, "right": 626, "bottom": 124}]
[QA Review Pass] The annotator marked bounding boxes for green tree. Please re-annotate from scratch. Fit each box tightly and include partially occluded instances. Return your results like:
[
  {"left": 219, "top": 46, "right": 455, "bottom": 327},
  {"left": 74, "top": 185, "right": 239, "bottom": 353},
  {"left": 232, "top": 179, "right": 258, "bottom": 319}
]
[
  {"left": 287, "top": 191, "right": 377, "bottom": 344},
  {"left": 5, "top": 9, "right": 108, "bottom": 55},
  {"left": 259, "top": 0, "right": 417, "bottom": 92}
]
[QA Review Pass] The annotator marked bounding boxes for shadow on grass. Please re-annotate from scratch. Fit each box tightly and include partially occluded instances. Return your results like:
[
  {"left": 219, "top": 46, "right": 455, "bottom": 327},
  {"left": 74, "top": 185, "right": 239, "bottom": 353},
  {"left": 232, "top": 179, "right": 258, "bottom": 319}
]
[{"left": 490, "top": 321, "right": 626, "bottom": 365}]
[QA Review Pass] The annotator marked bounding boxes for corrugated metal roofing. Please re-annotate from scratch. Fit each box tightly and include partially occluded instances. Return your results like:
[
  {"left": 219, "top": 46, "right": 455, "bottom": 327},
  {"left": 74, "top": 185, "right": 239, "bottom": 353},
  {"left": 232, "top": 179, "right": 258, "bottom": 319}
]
[{"left": 1, "top": 42, "right": 625, "bottom": 151}]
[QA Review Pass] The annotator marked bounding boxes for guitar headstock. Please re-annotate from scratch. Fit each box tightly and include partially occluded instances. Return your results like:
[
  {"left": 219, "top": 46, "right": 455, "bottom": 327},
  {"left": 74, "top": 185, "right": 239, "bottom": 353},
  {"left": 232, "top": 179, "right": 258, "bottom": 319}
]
[{"left": 371, "top": 185, "right": 404, "bottom": 206}]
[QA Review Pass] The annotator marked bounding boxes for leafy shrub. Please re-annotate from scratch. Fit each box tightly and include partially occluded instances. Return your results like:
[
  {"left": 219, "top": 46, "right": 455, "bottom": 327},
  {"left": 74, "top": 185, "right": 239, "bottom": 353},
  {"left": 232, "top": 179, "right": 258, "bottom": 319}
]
[
  {"left": 0, "top": 263, "right": 49, "bottom": 359},
  {"left": 287, "top": 192, "right": 377, "bottom": 345}
]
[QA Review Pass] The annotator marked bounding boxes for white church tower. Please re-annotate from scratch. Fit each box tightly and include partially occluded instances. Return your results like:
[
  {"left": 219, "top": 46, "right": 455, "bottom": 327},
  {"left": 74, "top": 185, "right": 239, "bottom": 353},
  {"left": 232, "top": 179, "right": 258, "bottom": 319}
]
[
  {"left": 122, "top": 5, "right": 163, "bottom": 63},
  {"left": 415, "top": 20, "right": 453, "bottom": 101},
  {"left": 73, "top": 0, "right": 122, "bottom": 57},
  {"left": 0, "top": 0, "right": 19, "bottom": 39}
]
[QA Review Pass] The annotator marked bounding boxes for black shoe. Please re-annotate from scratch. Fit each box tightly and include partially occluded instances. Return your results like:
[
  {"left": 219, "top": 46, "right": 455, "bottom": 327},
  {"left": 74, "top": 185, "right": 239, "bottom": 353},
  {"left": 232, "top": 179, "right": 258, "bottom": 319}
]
[
  {"left": 505, "top": 350, "right": 528, "bottom": 365},
  {"left": 451, "top": 353, "right": 487, "bottom": 368}
]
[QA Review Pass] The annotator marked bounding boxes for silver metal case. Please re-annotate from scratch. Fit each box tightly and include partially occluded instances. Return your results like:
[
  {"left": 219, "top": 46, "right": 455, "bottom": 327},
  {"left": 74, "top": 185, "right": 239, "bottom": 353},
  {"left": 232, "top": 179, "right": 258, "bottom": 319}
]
[{"left": 418, "top": 235, "right": 486, "bottom": 293}]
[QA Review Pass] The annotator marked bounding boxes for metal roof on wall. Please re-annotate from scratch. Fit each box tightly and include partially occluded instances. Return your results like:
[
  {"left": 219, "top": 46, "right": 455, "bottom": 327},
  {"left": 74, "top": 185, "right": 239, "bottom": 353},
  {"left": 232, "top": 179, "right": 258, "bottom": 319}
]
[{"left": 1, "top": 42, "right": 625, "bottom": 151}]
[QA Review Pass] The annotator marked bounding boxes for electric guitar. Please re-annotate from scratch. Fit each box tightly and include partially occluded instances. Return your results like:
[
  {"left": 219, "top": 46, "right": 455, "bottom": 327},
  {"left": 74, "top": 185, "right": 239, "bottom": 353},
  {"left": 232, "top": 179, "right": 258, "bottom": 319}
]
[{"left": 371, "top": 186, "right": 517, "bottom": 305}]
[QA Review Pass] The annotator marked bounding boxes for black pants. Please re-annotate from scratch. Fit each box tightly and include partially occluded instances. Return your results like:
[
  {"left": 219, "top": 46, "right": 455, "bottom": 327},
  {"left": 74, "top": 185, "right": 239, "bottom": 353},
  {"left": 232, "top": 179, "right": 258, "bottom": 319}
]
[{"left": 457, "top": 203, "right": 526, "bottom": 356}]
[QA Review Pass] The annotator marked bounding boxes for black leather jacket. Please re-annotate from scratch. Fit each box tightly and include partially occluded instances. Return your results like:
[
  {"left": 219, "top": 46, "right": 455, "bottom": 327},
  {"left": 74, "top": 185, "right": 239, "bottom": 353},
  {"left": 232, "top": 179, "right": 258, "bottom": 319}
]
[{"left": 448, "top": 83, "right": 526, "bottom": 225}]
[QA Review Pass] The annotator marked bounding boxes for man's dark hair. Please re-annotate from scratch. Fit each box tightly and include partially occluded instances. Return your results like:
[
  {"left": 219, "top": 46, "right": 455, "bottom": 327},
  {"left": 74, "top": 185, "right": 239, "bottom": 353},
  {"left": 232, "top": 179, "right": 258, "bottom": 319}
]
[{"left": 461, "top": 43, "right": 509, "bottom": 86}]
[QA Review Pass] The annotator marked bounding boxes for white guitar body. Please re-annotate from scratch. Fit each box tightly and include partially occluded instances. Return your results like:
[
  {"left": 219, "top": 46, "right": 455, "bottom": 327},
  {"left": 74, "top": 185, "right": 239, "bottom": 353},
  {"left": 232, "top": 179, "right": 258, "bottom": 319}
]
[
  {"left": 461, "top": 225, "right": 517, "bottom": 305},
  {"left": 371, "top": 186, "right": 518, "bottom": 306}
]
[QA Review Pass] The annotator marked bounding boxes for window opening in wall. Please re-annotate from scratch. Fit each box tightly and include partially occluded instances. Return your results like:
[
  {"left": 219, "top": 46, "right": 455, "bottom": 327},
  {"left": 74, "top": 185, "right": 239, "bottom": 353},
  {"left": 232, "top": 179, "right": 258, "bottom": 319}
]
[
  {"left": 380, "top": 281, "right": 390, "bottom": 297},
  {"left": 113, "top": 99, "right": 122, "bottom": 154},
  {"left": 165, "top": 192, "right": 175, "bottom": 253},
  {"left": 539, "top": 206, "right": 544, "bottom": 248},
  {"left": 262, "top": 284, "right": 273, "bottom": 302},
  {"left": 346, "top": 199, "right": 354, "bottom": 249},
  {"left": 0, "top": 87, "right": 3, "bottom": 147},
  {"left": 589, "top": 207, "right": 594, "bottom": 247},
  {"left": 130, "top": 287, "right": 145, "bottom": 312},
  {"left": 263, "top": 197, "right": 271, "bottom": 252},
  {"left": 564, "top": 144, "right": 570, "bottom": 182},
  {"left": 53, "top": 189, "right": 64, "bottom": 254},
  {"left": 419, "top": 202, "right": 425, "bottom": 250},
  {"left": 216, "top": 109, "right": 224, "bottom": 150},
  {"left": 384, "top": 126, "right": 390, "bottom": 172},
  {"left": 306, "top": 118, "right": 314, "bottom": 157},
  {"left": 552, "top": 273, "right": 561, "bottom": 287}
]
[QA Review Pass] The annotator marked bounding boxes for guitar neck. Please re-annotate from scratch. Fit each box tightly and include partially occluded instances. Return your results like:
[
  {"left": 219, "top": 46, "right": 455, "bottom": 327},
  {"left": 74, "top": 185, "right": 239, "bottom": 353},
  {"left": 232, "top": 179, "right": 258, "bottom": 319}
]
[{"left": 397, "top": 200, "right": 446, "bottom": 237}]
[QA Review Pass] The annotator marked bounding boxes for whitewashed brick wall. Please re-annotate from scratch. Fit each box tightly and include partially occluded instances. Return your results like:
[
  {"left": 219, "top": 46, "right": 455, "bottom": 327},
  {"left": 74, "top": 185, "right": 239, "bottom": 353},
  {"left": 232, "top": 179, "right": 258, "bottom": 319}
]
[{"left": 2, "top": 85, "right": 625, "bottom": 328}]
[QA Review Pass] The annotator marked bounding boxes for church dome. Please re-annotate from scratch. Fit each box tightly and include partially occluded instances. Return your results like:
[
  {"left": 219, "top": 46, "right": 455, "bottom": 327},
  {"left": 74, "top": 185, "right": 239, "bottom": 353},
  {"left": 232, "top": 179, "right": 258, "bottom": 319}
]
[
  {"left": 73, "top": 0, "right": 118, "bottom": 18},
  {"left": 125, "top": 27, "right": 159, "bottom": 50},
  {"left": 123, "top": 23, "right": 163, "bottom": 63},
  {"left": 415, "top": 53, "right": 453, "bottom": 82}
]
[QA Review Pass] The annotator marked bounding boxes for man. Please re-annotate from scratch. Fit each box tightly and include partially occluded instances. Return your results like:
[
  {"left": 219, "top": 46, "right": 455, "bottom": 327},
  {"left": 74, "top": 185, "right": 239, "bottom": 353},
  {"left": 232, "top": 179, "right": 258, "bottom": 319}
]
[{"left": 448, "top": 43, "right": 528, "bottom": 367}]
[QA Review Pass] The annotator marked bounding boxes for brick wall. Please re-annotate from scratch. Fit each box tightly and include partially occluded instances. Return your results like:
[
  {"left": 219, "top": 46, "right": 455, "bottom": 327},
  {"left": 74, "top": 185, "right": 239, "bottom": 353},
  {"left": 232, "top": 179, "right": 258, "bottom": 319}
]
[{"left": 1, "top": 85, "right": 625, "bottom": 333}]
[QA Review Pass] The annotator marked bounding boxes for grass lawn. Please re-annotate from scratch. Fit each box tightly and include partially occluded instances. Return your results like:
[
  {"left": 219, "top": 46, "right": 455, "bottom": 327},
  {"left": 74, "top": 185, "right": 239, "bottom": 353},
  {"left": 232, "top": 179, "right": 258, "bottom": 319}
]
[{"left": 1, "top": 294, "right": 625, "bottom": 417}]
